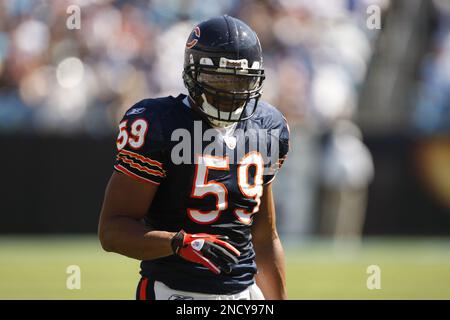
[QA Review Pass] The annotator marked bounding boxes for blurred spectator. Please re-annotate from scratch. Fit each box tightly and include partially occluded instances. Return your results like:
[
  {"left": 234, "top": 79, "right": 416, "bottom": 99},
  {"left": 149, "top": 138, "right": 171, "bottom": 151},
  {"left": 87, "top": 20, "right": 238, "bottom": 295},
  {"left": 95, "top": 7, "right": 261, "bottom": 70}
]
[
  {"left": 413, "top": 0, "right": 450, "bottom": 134},
  {"left": 319, "top": 120, "right": 374, "bottom": 242}
]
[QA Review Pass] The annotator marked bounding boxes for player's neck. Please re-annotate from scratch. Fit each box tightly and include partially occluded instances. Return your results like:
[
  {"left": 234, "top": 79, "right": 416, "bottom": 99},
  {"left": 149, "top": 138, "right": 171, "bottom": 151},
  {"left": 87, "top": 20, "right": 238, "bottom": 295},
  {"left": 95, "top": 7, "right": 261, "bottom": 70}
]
[{"left": 183, "top": 95, "right": 237, "bottom": 133}]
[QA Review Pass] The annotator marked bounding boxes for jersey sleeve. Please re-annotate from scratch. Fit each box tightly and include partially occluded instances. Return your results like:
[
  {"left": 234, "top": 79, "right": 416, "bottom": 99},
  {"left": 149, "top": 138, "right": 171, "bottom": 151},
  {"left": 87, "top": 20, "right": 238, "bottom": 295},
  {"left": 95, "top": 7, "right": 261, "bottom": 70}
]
[
  {"left": 113, "top": 102, "right": 167, "bottom": 186},
  {"left": 263, "top": 115, "right": 290, "bottom": 185}
]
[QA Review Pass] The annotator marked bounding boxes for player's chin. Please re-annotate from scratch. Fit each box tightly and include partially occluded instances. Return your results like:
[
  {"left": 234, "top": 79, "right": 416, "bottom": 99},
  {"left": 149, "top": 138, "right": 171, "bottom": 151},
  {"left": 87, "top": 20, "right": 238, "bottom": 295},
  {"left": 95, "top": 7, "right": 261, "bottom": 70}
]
[{"left": 217, "top": 102, "right": 245, "bottom": 113}]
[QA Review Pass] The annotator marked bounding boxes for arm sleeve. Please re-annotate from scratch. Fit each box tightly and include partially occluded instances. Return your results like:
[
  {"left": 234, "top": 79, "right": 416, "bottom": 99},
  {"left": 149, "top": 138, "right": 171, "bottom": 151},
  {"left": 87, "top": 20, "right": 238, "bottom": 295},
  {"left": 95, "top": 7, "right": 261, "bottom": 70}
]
[
  {"left": 263, "top": 115, "right": 290, "bottom": 185},
  {"left": 113, "top": 104, "right": 167, "bottom": 186}
]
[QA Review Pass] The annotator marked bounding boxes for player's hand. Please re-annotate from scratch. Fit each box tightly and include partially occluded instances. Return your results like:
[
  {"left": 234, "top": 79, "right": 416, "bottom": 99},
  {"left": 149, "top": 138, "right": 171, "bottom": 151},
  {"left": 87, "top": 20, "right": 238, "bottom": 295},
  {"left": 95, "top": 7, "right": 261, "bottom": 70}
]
[{"left": 170, "top": 230, "right": 241, "bottom": 275}]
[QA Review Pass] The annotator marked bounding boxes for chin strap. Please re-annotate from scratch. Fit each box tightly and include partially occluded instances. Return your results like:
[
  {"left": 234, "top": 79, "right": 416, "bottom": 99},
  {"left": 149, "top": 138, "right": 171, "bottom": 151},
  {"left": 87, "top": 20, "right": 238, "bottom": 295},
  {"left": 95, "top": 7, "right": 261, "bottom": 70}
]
[{"left": 199, "top": 94, "right": 243, "bottom": 128}]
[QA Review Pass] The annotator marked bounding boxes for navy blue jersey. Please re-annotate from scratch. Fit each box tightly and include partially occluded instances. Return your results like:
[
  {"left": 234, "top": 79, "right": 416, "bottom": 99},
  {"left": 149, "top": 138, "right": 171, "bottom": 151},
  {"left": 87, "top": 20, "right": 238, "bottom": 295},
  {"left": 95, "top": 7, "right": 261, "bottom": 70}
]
[{"left": 113, "top": 94, "right": 289, "bottom": 294}]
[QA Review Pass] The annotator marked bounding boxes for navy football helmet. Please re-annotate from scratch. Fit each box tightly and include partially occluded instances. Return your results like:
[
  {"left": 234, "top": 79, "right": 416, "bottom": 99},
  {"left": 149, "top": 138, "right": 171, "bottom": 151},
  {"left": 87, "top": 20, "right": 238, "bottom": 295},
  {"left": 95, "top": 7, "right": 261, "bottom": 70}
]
[{"left": 183, "top": 15, "right": 265, "bottom": 127}]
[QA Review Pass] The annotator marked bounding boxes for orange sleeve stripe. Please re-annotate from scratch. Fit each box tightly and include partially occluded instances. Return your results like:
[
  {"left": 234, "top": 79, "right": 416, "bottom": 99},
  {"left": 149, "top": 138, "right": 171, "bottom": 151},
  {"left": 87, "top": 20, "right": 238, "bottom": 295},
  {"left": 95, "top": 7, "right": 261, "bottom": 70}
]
[
  {"left": 116, "top": 154, "right": 166, "bottom": 175},
  {"left": 119, "top": 149, "right": 164, "bottom": 170},
  {"left": 114, "top": 165, "right": 160, "bottom": 186},
  {"left": 117, "top": 156, "right": 166, "bottom": 178}
]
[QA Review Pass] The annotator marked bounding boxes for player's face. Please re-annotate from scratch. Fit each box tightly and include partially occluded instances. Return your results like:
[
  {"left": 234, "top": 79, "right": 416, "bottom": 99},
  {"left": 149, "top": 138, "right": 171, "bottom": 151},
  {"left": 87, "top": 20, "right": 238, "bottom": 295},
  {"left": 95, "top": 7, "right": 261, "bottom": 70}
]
[{"left": 198, "top": 72, "right": 258, "bottom": 112}]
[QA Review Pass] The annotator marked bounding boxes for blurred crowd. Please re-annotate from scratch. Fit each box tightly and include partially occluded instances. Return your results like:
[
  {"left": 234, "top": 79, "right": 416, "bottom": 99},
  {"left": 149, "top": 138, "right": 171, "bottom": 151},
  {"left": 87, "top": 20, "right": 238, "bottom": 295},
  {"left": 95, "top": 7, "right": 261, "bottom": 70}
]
[
  {"left": 0, "top": 0, "right": 387, "bottom": 136},
  {"left": 3, "top": 0, "right": 450, "bottom": 239},
  {"left": 0, "top": 0, "right": 390, "bottom": 239}
]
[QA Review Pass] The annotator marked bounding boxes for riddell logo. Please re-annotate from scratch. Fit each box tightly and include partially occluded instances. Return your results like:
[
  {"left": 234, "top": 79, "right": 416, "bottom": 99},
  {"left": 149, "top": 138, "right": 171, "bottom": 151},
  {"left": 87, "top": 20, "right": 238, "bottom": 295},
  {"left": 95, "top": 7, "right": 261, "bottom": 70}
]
[{"left": 226, "top": 61, "right": 243, "bottom": 67}]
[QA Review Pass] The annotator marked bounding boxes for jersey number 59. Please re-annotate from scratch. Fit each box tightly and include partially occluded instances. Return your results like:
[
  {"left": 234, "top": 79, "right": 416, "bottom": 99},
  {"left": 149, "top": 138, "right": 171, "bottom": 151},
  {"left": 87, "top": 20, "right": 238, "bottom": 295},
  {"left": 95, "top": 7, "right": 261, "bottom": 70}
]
[
  {"left": 187, "top": 152, "right": 264, "bottom": 225},
  {"left": 116, "top": 119, "right": 148, "bottom": 150}
]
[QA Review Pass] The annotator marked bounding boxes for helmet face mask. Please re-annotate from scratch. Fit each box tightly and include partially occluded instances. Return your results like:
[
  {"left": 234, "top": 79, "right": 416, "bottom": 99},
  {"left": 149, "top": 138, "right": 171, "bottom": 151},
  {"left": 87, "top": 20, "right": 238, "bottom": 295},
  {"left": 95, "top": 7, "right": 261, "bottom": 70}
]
[{"left": 182, "top": 15, "right": 265, "bottom": 127}]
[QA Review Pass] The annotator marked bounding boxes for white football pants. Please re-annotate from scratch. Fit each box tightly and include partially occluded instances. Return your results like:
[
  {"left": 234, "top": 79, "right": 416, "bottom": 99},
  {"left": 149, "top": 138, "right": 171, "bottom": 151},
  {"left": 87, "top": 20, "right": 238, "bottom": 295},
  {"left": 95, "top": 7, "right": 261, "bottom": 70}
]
[{"left": 137, "top": 277, "right": 265, "bottom": 300}]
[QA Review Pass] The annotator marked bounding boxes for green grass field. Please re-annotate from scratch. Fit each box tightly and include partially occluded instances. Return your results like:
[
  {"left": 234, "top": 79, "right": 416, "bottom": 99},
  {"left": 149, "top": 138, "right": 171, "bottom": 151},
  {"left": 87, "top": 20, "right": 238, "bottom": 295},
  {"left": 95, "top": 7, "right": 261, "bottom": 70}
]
[{"left": 1, "top": 236, "right": 449, "bottom": 299}]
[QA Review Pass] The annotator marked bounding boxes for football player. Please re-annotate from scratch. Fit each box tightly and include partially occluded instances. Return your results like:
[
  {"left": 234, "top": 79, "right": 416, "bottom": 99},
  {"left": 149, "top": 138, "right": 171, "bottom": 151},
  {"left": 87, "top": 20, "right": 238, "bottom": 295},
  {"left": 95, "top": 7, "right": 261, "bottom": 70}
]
[{"left": 98, "top": 15, "right": 290, "bottom": 300}]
